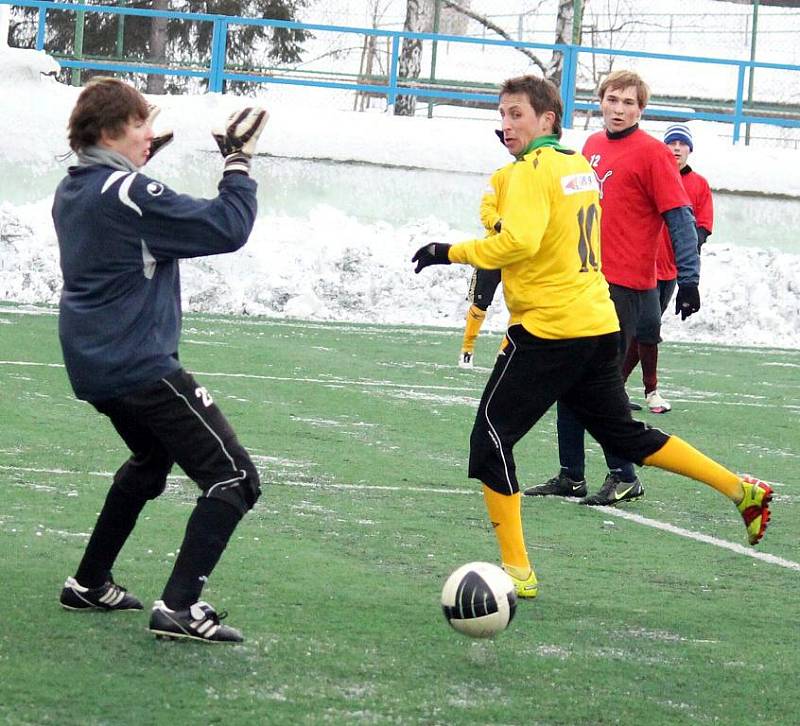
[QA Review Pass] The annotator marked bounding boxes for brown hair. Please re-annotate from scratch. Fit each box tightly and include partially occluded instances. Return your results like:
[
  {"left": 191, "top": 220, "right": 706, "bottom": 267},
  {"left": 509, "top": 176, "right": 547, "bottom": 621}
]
[
  {"left": 499, "top": 75, "right": 563, "bottom": 138},
  {"left": 67, "top": 77, "right": 149, "bottom": 152},
  {"left": 598, "top": 70, "right": 650, "bottom": 109}
]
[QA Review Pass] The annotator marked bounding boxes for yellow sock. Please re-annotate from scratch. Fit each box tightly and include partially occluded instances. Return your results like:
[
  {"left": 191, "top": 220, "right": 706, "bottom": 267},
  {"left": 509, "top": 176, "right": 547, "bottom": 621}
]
[
  {"left": 461, "top": 305, "right": 487, "bottom": 354},
  {"left": 481, "top": 484, "right": 530, "bottom": 573},
  {"left": 643, "top": 436, "right": 743, "bottom": 501}
]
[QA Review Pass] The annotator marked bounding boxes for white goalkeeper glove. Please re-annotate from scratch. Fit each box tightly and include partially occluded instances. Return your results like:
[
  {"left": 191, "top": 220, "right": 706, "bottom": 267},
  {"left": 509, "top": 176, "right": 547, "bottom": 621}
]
[
  {"left": 145, "top": 104, "right": 174, "bottom": 164},
  {"left": 212, "top": 106, "right": 269, "bottom": 175}
]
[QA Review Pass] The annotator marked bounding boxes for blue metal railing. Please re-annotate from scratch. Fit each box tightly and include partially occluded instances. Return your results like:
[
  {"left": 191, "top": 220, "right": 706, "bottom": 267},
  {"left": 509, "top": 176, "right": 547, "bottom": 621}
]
[{"left": 3, "top": 0, "right": 800, "bottom": 144}]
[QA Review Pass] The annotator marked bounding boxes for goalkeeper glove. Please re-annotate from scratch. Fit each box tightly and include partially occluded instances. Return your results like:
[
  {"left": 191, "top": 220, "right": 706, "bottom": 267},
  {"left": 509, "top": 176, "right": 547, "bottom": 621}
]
[
  {"left": 412, "top": 243, "right": 452, "bottom": 273},
  {"left": 675, "top": 284, "right": 700, "bottom": 320},
  {"left": 212, "top": 107, "right": 269, "bottom": 175},
  {"left": 145, "top": 105, "right": 173, "bottom": 164}
]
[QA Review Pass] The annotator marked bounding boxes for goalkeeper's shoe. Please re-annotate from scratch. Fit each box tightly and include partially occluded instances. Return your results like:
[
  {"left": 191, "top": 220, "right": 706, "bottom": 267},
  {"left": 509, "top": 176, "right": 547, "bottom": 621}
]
[
  {"left": 149, "top": 600, "right": 243, "bottom": 643},
  {"left": 581, "top": 473, "right": 644, "bottom": 506},
  {"left": 737, "top": 476, "right": 773, "bottom": 545},
  {"left": 60, "top": 575, "right": 143, "bottom": 611},
  {"left": 503, "top": 566, "right": 539, "bottom": 599},
  {"left": 524, "top": 471, "right": 587, "bottom": 498}
]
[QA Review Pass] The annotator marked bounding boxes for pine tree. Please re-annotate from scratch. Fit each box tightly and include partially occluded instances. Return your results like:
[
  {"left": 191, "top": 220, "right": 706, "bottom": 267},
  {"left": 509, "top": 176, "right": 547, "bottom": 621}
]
[{"left": 9, "top": 0, "right": 311, "bottom": 94}]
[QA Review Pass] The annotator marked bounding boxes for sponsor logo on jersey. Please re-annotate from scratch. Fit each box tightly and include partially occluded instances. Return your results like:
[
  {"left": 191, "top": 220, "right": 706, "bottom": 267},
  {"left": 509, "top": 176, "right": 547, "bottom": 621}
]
[{"left": 561, "top": 172, "right": 599, "bottom": 195}]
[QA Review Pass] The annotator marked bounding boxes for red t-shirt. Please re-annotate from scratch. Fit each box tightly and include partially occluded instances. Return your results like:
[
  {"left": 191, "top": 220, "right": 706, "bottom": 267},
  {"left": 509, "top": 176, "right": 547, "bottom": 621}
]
[
  {"left": 656, "top": 167, "right": 714, "bottom": 280},
  {"left": 583, "top": 128, "right": 690, "bottom": 290}
]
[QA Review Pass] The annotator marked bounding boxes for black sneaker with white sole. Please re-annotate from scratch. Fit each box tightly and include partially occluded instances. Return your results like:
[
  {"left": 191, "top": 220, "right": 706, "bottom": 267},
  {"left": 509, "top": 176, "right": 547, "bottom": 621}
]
[
  {"left": 523, "top": 471, "right": 587, "bottom": 498},
  {"left": 149, "top": 600, "right": 243, "bottom": 643},
  {"left": 581, "top": 472, "right": 644, "bottom": 506},
  {"left": 60, "top": 575, "right": 143, "bottom": 611}
]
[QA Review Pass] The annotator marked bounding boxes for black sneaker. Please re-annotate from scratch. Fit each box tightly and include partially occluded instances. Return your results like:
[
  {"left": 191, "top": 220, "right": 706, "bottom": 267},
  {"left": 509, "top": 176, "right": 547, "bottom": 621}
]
[
  {"left": 524, "top": 472, "right": 587, "bottom": 498},
  {"left": 149, "top": 600, "right": 243, "bottom": 643},
  {"left": 60, "top": 575, "right": 143, "bottom": 611},
  {"left": 581, "top": 473, "right": 644, "bottom": 506}
]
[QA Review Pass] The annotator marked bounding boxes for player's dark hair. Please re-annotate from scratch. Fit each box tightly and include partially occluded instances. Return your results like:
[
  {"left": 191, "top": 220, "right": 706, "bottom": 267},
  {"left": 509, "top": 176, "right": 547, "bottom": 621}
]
[
  {"left": 598, "top": 70, "right": 651, "bottom": 109},
  {"left": 499, "top": 75, "right": 563, "bottom": 138},
  {"left": 67, "top": 77, "right": 149, "bottom": 152}
]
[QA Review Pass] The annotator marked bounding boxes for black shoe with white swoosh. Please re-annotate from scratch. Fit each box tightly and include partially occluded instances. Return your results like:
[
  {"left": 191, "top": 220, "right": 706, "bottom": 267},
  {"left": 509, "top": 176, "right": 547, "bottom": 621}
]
[
  {"left": 524, "top": 471, "right": 587, "bottom": 498},
  {"left": 581, "top": 473, "right": 644, "bottom": 506},
  {"left": 60, "top": 575, "right": 143, "bottom": 611},
  {"left": 149, "top": 600, "right": 243, "bottom": 643}
]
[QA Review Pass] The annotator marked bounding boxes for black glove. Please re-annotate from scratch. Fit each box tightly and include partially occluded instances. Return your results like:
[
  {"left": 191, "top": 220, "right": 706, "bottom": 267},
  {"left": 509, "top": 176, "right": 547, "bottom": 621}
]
[
  {"left": 493, "top": 220, "right": 502, "bottom": 233},
  {"left": 145, "top": 105, "right": 173, "bottom": 164},
  {"left": 212, "top": 107, "right": 269, "bottom": 174},
  {"left": 675, "top": 284, "right": 700, "bottom": 320},
  {"left": 411, "top": 243, "right": 452, "bottom": 273}
]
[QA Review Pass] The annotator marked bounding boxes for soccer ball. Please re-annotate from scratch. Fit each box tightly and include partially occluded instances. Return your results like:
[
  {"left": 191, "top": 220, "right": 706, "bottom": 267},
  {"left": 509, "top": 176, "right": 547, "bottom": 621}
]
[{"left": 441, "top": 561, "right": 517, "bottom": 638}]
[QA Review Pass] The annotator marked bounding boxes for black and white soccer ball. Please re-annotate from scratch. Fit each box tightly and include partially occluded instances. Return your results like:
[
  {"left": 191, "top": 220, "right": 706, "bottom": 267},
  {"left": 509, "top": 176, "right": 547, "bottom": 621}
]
[{"left": 441, "top": 561, "right": 517, "bottom": 638}]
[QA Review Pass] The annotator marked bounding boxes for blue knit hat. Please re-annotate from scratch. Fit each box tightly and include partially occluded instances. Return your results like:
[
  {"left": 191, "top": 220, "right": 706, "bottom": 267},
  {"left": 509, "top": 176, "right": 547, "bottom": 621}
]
[{"left": 664, "top": 123, "right": 693, "bottom": 152}]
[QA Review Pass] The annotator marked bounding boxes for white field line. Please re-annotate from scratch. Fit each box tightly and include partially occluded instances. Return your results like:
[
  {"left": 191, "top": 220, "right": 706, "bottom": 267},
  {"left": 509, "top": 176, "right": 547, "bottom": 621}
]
[
  {"left": 3, "top": 463, "right": 798, "bottom": 573},
  {"left": 0, "top": 360, "right": 478, "bottom": 393},
  {"left": 1, "top": 360, "right": 798, "bottom": 406},
  {"left": 586, "top": 505, "right": 800, "bottom": 571}
]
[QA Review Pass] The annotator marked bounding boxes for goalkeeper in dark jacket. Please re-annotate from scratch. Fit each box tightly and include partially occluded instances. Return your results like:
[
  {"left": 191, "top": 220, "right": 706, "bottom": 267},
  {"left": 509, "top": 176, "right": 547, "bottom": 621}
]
[{"left": 53, "top": 77, "right": 267, "bottom": 643}]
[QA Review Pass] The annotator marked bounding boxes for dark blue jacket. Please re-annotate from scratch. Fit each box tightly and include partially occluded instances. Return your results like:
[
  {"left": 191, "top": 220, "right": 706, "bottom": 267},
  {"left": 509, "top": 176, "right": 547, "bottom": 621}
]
[{"left": 52, "top": 166, "right": 257, "bottom": 401}]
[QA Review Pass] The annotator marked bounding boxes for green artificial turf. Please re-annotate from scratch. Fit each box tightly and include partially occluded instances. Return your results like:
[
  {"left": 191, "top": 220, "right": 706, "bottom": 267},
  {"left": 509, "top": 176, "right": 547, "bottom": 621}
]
[{"left": 1, "top": 306, "right": 797, "bottom": 725}]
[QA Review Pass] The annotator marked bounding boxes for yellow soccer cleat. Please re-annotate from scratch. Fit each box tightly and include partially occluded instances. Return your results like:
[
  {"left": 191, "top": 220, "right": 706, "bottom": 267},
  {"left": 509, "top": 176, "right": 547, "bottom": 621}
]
[
  {"left": 503, "top": 565, "right": 539, "bottom": 599},
  {"left": 737, "top": 475, "right": 773, "bottom": 546}
]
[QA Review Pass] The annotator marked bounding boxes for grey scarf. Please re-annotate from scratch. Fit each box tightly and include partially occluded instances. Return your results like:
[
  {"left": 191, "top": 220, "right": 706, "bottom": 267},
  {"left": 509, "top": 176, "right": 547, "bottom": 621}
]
[{"left": 76, "top": 145, "right": 139, "bottom": 173}]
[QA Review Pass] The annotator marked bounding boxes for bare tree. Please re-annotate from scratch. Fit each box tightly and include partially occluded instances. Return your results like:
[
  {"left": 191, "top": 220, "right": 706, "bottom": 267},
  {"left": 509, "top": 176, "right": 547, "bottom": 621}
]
[
  {"left": 394, "top": 0, "right": 425, "bottom": 115},
  {"left": 547, "top": 0, "right": 582, "bottom": 87},
  {"left": 443, "top": 0, "right": 548, "bottom": 74}
]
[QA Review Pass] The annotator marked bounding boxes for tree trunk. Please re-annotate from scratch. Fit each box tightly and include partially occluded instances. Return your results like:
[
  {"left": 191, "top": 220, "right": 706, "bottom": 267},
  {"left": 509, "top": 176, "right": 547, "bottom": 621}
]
[
  {"left": 547, "top": 0, "right": 577, "bottom": 87},
  {"left": 146, "top": 0, "right": 169, "bottom": 95},
  {"left": 394, "top": 0, "right": 425, "bottom": 116}
]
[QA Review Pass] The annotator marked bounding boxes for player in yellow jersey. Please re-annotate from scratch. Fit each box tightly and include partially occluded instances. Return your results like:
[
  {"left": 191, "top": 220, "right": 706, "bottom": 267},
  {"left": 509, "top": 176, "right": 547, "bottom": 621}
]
[
  {"left": 458, "top": 136, "right": 510, "bottom": 369},
  {"left": 411, "top": 75, "right": 772, "bottom": 599}
]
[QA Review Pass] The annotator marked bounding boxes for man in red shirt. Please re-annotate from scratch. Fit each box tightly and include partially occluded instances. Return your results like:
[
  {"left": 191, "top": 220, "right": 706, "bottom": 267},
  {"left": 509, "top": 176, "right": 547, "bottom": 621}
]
[
  {"left": 525, "top": 70, "right": 702, "bottom": 505},
  {"left": 622, "top": 124, "right": 714, "bottom": 413}
]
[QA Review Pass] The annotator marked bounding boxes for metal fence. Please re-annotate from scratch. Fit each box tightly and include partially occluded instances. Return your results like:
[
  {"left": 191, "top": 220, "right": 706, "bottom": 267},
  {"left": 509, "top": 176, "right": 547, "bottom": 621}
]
[{"left": 3, "top": 0, "right": 800, "bottom": 145}]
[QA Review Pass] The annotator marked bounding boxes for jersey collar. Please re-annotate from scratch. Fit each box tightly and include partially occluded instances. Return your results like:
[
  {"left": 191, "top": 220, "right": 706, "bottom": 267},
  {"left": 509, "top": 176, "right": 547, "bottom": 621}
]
[
  {"left": 605, "top": 123, "right": 639, "bottom": 141},
  {"left": 516, "top": 134, "right": 568, "bottom": 160}
]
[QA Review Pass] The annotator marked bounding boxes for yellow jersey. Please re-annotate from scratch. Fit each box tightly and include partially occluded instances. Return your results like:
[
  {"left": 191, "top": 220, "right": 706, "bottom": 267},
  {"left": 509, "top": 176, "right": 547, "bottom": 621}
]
[
  {"left": 449, "top": 144, "right": 619, "bottom": 340},
  {"left": 478, "top": 164, "right": 511, "bottom": 234}
]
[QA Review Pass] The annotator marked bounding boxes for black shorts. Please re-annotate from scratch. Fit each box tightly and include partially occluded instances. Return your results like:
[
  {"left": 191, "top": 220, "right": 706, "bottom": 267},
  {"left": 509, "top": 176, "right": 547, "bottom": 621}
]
[
  {"left": 468, "top": 325, "right": 669, "bottom": 493},
  {"left": 609, "top": 283, "right": 662, "bottom": 347},
  {"left": 92, "top": 368, "right": 260, "bottom": 515},
  {"left": 467, "top": 268, "right": 502, "bottom": 311},
  {"left": 657, "top": 278, "right": 677, "bottom": 315}
]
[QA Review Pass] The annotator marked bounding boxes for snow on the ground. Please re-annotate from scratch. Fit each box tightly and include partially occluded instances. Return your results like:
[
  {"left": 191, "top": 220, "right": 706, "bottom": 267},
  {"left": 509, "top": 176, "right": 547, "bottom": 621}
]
[{"left": 0, "top": 45, "right": 798, "bottom": 350}]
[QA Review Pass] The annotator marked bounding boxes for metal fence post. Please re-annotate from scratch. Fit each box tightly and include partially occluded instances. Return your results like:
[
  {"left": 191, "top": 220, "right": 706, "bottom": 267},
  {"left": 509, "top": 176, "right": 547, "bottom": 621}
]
[
  {"left": 115, "top": 0, "right": 125, "bottom": 59},
  {"left": 209, "top": 17, "right": 228, "bottom": 93},
  {"left": 387, "top": 34, "right": 400, "bottom": 109},
  {"left": 35, "top": 5, "right": 46, "bottom": 50},
  {"left": 71, "top": 9, "right": 84, "bottom": 86},
  {"left": 561, "top": 45, "right": 579, "bottom": 129},
  {"left": 733, "top": 64, "right": 747, "bottom": 144}
]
